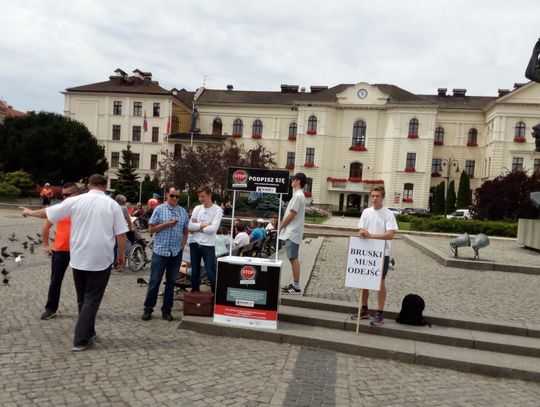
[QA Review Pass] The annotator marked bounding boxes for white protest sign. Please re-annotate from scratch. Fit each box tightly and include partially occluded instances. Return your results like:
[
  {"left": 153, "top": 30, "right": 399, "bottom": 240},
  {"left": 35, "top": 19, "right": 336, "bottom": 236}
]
[{"left": 345, "top": 237, "right": 386, "bottom": 290}]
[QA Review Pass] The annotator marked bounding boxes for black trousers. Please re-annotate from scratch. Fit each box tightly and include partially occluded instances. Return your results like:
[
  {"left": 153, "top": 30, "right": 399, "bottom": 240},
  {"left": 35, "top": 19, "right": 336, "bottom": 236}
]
[
  {"left": 72, "top": 266, "right": 112, "bottom": 347},
  {"left": 44, "top": 251, "right": 70, "bottom": 312}
]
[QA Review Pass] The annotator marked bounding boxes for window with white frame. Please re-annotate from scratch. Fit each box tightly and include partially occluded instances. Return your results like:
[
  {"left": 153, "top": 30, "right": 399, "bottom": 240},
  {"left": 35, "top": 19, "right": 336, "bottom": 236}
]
[
  {"left": 465, "top": 160, "right": 475, "bottom": 177},
  {"left": 352, "top": 120, "right": 366, "bottom": 146},
  {"left": 111, "top": 152, "right": 120, "bottom": 168},
  {"left": 150, "top": 154, "right": 158, "bottom": 170},
  {"left": 132, "top": 153, "right": 140, "bottom": 169},
  {"left": 132, "top": 126, "right": 141, "bottom": 142},
  {"left": 305, "top": 148, "right": 315, "bottom": 164},
  {"left": 112, "top": 125, "right": 121, "bottom": 141},
  {"left": 403, "top": 183, "right": 414, "bottom": 199},
  {"left": 152, "top": 127, "right": 159, "bottom": 143},
  {"left": 512, "top": 157, "right": 523, "bottom": 172},
  {"left": 133, "top": 102, "right": 142, "bottom": 116}
]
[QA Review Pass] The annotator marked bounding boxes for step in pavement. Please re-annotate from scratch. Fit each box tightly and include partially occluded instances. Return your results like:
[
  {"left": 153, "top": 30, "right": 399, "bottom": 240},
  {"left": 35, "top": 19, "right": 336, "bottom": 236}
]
[{"left": 178, "top": 296, "right": 540, "bottom": 382}]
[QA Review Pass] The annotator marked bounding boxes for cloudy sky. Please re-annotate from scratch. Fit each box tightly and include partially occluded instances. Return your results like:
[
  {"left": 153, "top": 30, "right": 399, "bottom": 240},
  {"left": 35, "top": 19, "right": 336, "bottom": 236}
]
[{"left": 1, "top": 0, "right": 539, "bottom": 113}]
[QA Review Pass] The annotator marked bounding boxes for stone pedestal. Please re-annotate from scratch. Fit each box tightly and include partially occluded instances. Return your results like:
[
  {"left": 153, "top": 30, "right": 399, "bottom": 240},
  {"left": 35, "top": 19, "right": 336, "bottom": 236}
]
[{"left": 517, "top": 218, "right": 540, "bottom": 250}]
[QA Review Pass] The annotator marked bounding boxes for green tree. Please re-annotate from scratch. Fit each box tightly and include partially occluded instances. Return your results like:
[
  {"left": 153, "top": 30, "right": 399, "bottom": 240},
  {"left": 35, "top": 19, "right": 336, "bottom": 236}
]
[
  {"left": 115, "top": 144, "right": 140, "bottom": 202},
  {"left": 456, "top": 171, "right": 471, "bottom": 209},
  {"left": 431, "top": 182, "right": 446, "bottom": 214},
  {"left": 0, "top": 112, "right": 107, "bottom": 184},
  {"left": 0, "top": 182, "right": 21, "bottom": 198},
  {"left": 447, "top": 180, "right": 457, "bottom": 214},
  {"left": 141, "top": 174, "right": 161, "bottom": 204},
  {"left": 158, "top": 141, "right": 277, "bottom": 204},
  {"left": 2, "top": 170, "right": 35, "bottom": 195}
]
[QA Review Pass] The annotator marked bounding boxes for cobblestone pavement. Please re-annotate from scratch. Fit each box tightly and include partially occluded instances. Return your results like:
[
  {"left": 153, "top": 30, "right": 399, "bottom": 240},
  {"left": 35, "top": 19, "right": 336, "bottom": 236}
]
[
  {"left": 307, "top": 237, "right": 540, "bottom": 326},
  {"left": 1, "top": 209, "right": 540, "bottom": 406}
]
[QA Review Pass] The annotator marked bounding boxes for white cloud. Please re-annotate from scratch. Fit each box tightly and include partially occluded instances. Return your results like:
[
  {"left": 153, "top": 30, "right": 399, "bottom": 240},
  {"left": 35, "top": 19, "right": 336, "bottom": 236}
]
[{"left": 1, "top": 0, "right": 539, "bottom": 112}]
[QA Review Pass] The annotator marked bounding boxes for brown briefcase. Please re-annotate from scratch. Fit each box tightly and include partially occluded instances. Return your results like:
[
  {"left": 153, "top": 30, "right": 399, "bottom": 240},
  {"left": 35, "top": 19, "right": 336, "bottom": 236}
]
[{"left": 183, "top": 291, "right": 214, "bottom": 317}]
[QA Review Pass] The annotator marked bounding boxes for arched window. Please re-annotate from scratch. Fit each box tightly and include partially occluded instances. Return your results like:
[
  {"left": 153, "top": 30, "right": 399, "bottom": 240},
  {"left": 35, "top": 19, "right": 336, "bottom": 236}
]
[
  {"left": 352, "top": 120, "right": 366, "bottom": 146},
  {"left": 212, "top": 118, "right": 222, "bottom": 136},
  {"left": 467, "top": 128, "right": 478, "bottom": 146},
  {"left": 515, "top": 122, "right": 526, "bottom": 137},
  {"left": 232, "top": 119, "right": 243, "bottom": 136},
  {"left": 252, "top": 119, "right": 263, "bottom": 137},
  {"left": 289, "top": 122, "right": 297, "bottom": 139},
  {"left": 434, "top": 127, "right": 444, "bottom": 144},
  {"left": 307, "top": 115, "right": 317, "bottom": 134},
  {"left": 408, "top": 118, "right": 419, "bottom": 137},
  {"left": 349, "top": 162, "right": 363, "bottom": 179}
]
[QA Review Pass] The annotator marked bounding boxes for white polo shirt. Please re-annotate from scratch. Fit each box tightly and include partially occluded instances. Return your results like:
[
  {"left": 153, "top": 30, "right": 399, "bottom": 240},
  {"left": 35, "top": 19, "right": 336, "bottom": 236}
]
[{"left": 46, "top": 189, "right": 128, "bottom": 271}]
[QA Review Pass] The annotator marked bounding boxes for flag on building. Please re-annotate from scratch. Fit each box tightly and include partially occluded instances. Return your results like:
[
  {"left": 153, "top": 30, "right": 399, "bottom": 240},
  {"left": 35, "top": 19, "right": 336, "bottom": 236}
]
[
  {"left": 166, "top": 115, "right": 171, "bottom": 135},
  {"left": 189, "top": 108, "right": 197, "bottom": 133},
  {"left": 143, "top": 110, "right": 148, "bottom": 133}
]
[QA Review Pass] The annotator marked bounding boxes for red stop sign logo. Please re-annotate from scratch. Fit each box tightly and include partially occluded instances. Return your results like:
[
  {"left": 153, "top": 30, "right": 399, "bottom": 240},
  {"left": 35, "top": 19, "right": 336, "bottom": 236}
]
[
  {"left": 240, "top": 266, "right": 255, "bottom": 280},
  {"left": 233, "top": 170, "right": 248, "bottom": 183}
]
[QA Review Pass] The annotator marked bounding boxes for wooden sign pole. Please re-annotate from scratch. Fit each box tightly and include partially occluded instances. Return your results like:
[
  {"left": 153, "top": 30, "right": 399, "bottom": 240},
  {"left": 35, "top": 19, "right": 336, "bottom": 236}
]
[{"left": 355, "top": 289, "right": 363, "bottom": 335}]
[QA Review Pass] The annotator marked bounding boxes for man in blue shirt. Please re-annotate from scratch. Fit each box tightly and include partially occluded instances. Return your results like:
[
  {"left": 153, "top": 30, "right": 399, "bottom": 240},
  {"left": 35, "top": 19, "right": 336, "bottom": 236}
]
[
  {"left": 249, "top": 218, "right": 265, "bottom": 242},
  {"left": 142, "top": 187, "right": 189, "bottom": 322}
]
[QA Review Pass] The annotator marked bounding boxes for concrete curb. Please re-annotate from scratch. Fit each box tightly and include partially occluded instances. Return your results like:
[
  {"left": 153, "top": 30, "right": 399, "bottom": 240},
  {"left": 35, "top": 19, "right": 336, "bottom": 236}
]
[{"left": 178, "top": 317, "right": 540, "bottom": 382}]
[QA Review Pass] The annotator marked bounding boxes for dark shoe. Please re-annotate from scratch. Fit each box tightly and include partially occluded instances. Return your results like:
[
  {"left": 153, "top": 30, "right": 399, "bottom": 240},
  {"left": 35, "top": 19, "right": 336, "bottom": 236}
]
[
  {"left": 72, "top": 336, "right": 94, "bottom": 352},
  {"left": 351, "top": 310, "right": 370, "bottom": 321},
  {"left": 40, "top": 310, "right": 57, "bottom": 320},
  {"left": 370, "top": 312, "right": 384, "bottom": 326},
  {"left": 162, "top": 312, "right": 174, "bottom": 321},
  {"left": 141, "top": 310, "right": 152, "bottom": 321},
  {"left": 281, "top": 283, "right": 301, "bottom": 294}
]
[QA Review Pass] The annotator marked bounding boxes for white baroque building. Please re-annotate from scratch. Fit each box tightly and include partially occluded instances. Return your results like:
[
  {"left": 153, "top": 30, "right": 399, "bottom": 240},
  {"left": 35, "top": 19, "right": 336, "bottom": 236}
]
[{"left": 64, "top": 69, "right": 540, "bottom": 211}]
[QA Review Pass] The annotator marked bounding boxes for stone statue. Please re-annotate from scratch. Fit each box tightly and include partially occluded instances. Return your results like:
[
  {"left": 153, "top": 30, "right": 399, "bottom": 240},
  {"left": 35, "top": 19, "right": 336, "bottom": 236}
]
[
  {"left": 525, "top": 38, "right": 540, "bottom": 83},
  {"left": 533, "top": 124, "right": 540, "bottom": 152}
]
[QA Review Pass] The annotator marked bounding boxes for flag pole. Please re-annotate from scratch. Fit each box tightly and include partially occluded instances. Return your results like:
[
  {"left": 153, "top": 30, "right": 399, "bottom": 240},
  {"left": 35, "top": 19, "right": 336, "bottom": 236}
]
[{"left": 139, "top": 109, "right": 147, "bottom": 203}]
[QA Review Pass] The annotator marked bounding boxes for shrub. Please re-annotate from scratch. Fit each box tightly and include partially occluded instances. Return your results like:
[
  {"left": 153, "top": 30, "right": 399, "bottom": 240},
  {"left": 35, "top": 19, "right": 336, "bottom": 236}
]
[
  {"left": 0, "top": 182, "right": 21, "bottom": 198},
  {"left": 409, "top": 217, "right": 517, "bottom": 237},
  {"left": 305, "top": 207, "right": 329, "bottom": 218}
]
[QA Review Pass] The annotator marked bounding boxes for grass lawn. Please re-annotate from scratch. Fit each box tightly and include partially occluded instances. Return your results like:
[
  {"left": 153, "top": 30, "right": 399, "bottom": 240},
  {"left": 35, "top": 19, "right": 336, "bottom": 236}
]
[
  {"left": 398, "top": 221, "right": 411, "bottom": 231},
  {"left": 305, "top": 216, "right": 327, "bottom": 224}
]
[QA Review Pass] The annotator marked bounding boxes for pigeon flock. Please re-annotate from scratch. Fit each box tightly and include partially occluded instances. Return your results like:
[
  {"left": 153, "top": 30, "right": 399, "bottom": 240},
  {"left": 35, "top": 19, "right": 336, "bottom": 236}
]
[{"left": 1, "top": 232, "right": 48, "bottom": 286}]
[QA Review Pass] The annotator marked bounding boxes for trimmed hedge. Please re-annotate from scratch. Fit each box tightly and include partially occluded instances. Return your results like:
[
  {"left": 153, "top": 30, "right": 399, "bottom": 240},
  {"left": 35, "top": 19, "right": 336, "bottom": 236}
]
[{"left": 409, "top": 217, "right": 517, "bottom": 238}]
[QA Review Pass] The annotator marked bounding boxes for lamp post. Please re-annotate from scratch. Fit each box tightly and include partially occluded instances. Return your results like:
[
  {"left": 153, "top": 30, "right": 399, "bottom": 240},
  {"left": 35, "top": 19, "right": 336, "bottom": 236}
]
[{"left": 442, "top": 157, "right": 459, "bottom": 216}]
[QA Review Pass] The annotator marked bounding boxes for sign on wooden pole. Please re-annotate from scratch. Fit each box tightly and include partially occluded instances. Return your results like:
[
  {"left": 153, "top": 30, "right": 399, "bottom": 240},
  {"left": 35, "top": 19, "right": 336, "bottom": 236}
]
[{"left": 345, "top": 237, "right": 386, "bottom": 334}]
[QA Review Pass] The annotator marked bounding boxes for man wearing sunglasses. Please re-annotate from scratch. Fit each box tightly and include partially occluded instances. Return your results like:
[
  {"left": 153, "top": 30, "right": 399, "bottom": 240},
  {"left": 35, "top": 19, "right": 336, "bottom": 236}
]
[
  {"left": 39, "top": 183, "right": 80, "bottom": 320},
  {"left": 142, "top": 187, "right": 189, "bottom": 322}
]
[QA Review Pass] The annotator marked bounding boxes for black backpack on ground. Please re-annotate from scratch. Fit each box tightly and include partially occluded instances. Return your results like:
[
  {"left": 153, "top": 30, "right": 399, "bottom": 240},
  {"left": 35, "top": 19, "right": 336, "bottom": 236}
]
[{"left": 396, "top": 294, "right": 431, "bottom": 327}]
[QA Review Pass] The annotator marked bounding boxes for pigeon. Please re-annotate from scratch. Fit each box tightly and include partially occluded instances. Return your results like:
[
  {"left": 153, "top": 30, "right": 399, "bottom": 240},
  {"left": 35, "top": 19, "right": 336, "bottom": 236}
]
[
  {"left": 36, "top": 233, "right": 41, "bottom": 238},
  {"left": 21, "top": 242, "right": 28, "bottom": 249},
  {"left": 27, "top": 235, "right": 36, "bottom": 242},
  {"left": 8, "top": 233, "right": 17, "bottom": 242},
  {"left": 10, "top": 251, "right": 22, "bottom": 258},
  {"left": 1, "top": 248, "right": 11, "bottom": 259},
  {"left": 1, "top": 268, "right": 8, "bottom": 276},
  {"left": 36, "top": 239, "right": 43, "bottom": 244},
  {"left": 29, "top": 244, "right": 35, "bottom": 254},
  {"left": 2, "top": 278, "right": 9, "bottom": 286},
  {"left": 0, "top": 257, "right": 3, "bottom": 264},
  {"left": 137, "top": 277, "right": 148, "bottom": 286},
  {"left": 15, "top": 255, "right": 23, "bottom": 265}
]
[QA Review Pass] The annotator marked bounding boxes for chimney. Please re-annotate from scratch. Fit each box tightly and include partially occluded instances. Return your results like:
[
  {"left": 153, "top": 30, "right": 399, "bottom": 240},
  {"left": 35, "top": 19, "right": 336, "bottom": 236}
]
[
  {"left": 498, "top": 88, "right": 510, "bottom": 97},
  {"left": 226, "top": 85, "right": 233, "bottom": 91},
  {"left": 310, "top": 86, "right": 328, "bottom": 94},
  {"left": 437, "top": 88, "right": 447, "bottom": 96},
  {"left": 513, "top": 82, "right": 526, "bottom": 89},
  {"left": 280, "top": 84, "right": 299, "bottom": 93},
  {"left": 300, "top": 87, "right": 306, "bottom": 93},
  {"left": 452, "top": 88, "right": 467, "bottom": 97},
  {"left": 133, "top": 69, "right": 152, "bottom": 81}
]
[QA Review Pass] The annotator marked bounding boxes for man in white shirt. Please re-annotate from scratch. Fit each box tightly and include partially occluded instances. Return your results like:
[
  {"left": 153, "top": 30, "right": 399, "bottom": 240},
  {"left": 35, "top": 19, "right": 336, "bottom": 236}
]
[
  {"left": 188, "top": 185, "right": 223, "bottom": 293},
  {"left": 352, "top": 185, "right": 398, "bottom": 326},
  {"left": 21, "top": 174, "right": 128, "bottom": 351},
  {"left": 280, "top": 173, "right": 306, "bottom": 294},
  {"left": 232, "top": 222, "right": 250, "bottom": 249}
]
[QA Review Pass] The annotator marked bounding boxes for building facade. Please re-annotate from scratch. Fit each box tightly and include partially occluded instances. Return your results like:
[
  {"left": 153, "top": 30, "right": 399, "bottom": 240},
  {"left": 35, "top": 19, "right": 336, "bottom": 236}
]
[{"left": 64, "top": 70, "right": 540, "bottom": 210}]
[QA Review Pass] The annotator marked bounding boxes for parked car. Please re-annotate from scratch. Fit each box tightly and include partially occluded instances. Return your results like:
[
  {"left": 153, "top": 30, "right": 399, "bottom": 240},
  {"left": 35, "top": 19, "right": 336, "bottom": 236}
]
[
  {"left": 387, "top": 207, "right": 402, "bottom": 215},
  {"left": 402, "top": 208, "right": 432, "bottom": 217},
  {"left": 446, "top": 209, "right": 471, "bottom": 219}
]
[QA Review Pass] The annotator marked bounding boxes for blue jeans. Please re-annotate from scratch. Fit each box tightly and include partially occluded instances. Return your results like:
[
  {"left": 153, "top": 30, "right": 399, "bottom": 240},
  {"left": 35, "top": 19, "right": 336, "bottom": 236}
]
[
  {"left": 45, "top": 251, "right": 70, "bottom": 312},
  {"left": 72, "top": 266, "right": 112, "bottom": 347},
  {"left": 143, "top": 252, "right": 183, "bottom": 314},
  {"left": 190, "top": 242, "right": 216, "bottom": 293}
]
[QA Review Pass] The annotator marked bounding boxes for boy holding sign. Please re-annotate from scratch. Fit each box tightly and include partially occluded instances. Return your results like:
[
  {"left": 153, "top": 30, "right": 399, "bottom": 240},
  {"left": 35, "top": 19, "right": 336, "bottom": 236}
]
[{"left": 351, "top": 186, "right": 398, "bottom": 326}]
